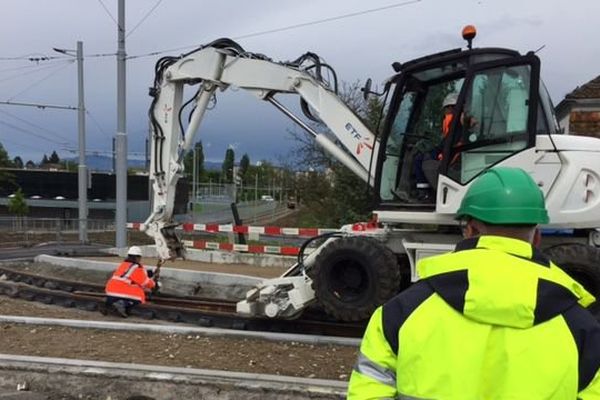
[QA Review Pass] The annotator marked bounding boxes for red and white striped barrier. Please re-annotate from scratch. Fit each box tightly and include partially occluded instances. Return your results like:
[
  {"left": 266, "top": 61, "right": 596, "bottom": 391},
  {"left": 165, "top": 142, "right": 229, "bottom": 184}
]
[
  {"left": 128, "top": 220, "right": 380, "bottom": 256},
  {"left": 182, "top": 240, "right": 307, "bottom": 256},
  {"left": 127, "top": 222, "right": 337, "bottom": 237}
]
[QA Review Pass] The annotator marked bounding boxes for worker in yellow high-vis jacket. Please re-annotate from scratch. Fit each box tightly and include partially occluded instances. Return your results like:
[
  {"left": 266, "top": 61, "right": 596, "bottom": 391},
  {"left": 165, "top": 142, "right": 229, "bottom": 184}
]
[{"left": 348, "top": 167, "right": 600, "bottom": 399}]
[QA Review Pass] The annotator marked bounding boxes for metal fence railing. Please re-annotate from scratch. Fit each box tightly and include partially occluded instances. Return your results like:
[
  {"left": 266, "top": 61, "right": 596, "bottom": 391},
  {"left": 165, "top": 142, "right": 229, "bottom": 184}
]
[
  {"left": 0, "top": 217, "right": 124, "bottom": 248},
  {"left": 0, "top": 201, "right": 297, "bottom": 249},
  {"left": 0, "top": 217, "right": 114, "bottom": 233}
]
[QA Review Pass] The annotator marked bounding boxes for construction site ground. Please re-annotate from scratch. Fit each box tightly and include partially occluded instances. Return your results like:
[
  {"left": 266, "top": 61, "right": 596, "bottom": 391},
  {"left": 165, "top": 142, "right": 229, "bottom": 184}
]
[{"left": 0, "top": 255, "right": 358, "bottom": 384}]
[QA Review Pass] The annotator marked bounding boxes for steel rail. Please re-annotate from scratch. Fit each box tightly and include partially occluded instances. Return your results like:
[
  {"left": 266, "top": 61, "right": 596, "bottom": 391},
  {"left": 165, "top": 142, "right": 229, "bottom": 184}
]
[{"left": 0, "top": 266, "right": 365, "bottom": 338}]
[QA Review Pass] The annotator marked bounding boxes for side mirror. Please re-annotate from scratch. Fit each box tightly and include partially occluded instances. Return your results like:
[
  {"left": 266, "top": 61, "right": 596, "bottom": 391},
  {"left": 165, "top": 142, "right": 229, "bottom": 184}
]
[{"left": 362, "top": 78, "right": 373, "bottom": 101}]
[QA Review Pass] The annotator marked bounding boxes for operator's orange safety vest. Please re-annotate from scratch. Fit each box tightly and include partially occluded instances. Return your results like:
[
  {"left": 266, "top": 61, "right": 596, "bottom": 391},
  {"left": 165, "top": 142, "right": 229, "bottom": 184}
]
[
  {"left": 442, "top": 113, "right": 453, "bottom": 138},
  {"left": 437, "top": 114, "right": 455, "bottom": 161},
  {"left": 105, "top": 261, "right": 155, "bottom": 303}
]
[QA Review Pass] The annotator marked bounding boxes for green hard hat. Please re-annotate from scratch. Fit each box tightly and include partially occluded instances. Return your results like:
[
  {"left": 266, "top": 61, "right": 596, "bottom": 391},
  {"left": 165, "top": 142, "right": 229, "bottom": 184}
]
[{"left": 456, "top": 167, "right": 549, "bottom": 225}]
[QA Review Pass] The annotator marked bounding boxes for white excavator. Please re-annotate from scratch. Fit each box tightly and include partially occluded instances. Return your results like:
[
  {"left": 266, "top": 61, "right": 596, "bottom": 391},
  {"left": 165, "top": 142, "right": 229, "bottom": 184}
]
[{"left": 143, "top": 27, "right": 600, "bottom": 322}]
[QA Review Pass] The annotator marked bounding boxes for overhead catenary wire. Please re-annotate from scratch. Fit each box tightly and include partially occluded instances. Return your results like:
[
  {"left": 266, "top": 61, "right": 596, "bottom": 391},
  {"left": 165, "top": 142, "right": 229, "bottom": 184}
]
[
  {"left": 235, "top": 0, "right": 422, "bottom": 41},
  {"left": 0, "top": 0, "right": 424, "bottom": 63},
  {"left": 0, "top": 52, "right": 115, "bottom": 62},
  {"left": 0, "top": 60, "right": 74, "bottom": 85},
  {"left": 0, "top": 0, "right": 424, "bottom": 166},
  {"left": 0, "top": 135, "right": 51, "bottom": 153},
  {"left": 0, "top": 101, "right": 76, "bottom": 111},
  {"left": 0, "top": 108, "right": 71, "bottom": 143},
  {"left": 0, "top": 60, "right": 72, "bottom": 75},
  {"left": 0, "top": 54, "right": 69, "bottom": 62},
  {"left": 85, "top": 110, "right": 112, "bottom": 139},
  {"left": 7, "top": 61, "right": 74, "bottom": 101},
  {"left": 62, "top": 147, "right": 147, "bottom": 157},
  {"left": 127, "top": 0, "right": 423, "bottom": 60},
  {"left": 0, "top": 119, "right": 69, "bottom": 146},
  {"left": 97, "top": 0, "right": 122, "bottom": 32},
  {"left": 126, "top": 0, "right": 164, "bottom": 38}
]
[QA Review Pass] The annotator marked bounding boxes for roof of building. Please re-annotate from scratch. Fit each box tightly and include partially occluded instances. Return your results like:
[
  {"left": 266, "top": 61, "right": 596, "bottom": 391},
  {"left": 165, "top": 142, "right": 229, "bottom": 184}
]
[
  {"left": 555, "top": 75, "right": 600, "bottom": 119},
  {"left": 565, "top": 75, "right": 600, "bottom": 99}
]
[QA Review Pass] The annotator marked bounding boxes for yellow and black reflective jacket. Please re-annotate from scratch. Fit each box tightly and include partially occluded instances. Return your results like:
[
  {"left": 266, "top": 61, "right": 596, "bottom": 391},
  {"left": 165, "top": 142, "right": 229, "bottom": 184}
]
[{"left": 347, "top": 235, "right": 600, "bottom": 400}]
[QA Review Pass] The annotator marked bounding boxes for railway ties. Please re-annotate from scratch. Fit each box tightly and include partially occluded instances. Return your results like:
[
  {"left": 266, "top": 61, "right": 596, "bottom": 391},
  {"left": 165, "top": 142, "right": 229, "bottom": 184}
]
[{"left": 0, "top": 265, "right": 365, "bottom": 338}]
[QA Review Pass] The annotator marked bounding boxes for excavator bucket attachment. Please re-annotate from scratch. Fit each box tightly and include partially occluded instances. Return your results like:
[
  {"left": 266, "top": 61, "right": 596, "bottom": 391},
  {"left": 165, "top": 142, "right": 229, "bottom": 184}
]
[
  {"left": 142, "top": 220, "right": 187, "bottom": 260},
  {"left": 160, "top": 224, "right": 186, "bottom": 259}
]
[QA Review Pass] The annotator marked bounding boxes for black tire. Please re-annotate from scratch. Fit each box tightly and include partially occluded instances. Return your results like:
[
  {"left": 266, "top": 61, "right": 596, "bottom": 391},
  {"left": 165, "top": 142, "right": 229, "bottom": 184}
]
[
  {"left": 545, "top": 243, "right": 600, "bottom": 317},
  {"left": 311, "top": 236, "right": 400, "bottom": 321}
]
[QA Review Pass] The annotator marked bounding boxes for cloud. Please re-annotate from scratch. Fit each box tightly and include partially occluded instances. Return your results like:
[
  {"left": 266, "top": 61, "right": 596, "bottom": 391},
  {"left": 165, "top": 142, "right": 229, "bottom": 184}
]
[{"left": 0, "top": 0, "right": 598, "bottom": 165}]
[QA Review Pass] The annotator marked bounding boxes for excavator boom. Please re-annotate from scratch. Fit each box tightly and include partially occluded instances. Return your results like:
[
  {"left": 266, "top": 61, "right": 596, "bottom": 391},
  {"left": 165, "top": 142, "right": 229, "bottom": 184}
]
[{"left": 144, "top": 39, "right": 378, "bottom": 260}]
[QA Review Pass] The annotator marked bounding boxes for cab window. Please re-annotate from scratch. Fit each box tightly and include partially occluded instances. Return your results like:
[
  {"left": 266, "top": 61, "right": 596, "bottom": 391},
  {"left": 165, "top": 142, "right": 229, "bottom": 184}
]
[{"left": 446, "top": 64, "right": 531, "bottom": 183}]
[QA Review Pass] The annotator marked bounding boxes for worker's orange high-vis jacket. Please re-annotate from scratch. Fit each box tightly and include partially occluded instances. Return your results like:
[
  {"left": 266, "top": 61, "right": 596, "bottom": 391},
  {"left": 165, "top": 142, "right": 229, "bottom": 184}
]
[
  {"left": 105, "top": 260, "right": 155, "bottom": 303},
  {"left": 442, "top": 113, "right": 453, "bottom": 138},
  {"left": 437, "top": 114, "right": 455, "bottom": 161}
]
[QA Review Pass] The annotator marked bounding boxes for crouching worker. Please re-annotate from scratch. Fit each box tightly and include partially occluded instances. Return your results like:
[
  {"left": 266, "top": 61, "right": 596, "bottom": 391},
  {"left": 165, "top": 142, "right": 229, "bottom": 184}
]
[{"left": 104, "top": 246, "right": 157, "bottom": 317}]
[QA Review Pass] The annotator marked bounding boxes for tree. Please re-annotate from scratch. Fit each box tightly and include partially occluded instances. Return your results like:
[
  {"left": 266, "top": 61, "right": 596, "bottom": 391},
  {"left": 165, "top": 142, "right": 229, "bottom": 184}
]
[
  {"left": 41, "top": 154, "right": 49, "bottom": 165},
  {"left": 206, "top": 169, "right": 220, "bottom": 183},
  {"left": 0, "top": 142, "right": 15, "bottom": 186},
  {"left": 0, "top": 142, "right": 11, "bottom": 167},
  {"left": 289, "top": 80, "right": 381, "bottom": 227},
  {"left": 59, "top": 159, "right": 77, "bottom": 172},
  {"left": 183, "top": 141, "right": 205, "bottom": 181},
  {"left": 13, "top": 156, "right": 23, "bottom": 169},
  {"left": 8, "top": 188, "right": 28, "bottom": 228},
  {"left": 49, "top": 150, "right": 60, "bottom": 164},
  {"left": 239, "top": 153, "right": 250, "bottom": 182},
  {"left": 221, "top": 147, "right": 235, "bottom": 183},
  {"left": 25, "top": 160, "right": 36, "bottom": 169}
]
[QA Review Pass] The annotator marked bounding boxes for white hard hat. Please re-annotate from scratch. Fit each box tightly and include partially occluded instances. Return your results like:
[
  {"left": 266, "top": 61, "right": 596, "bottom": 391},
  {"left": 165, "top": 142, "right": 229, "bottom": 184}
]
[
  {"left": 128, "top": 246, "right": 143, "bottom": 256},
  {"left": 443, "top": 93, "right": 458, "bottom": 108}
]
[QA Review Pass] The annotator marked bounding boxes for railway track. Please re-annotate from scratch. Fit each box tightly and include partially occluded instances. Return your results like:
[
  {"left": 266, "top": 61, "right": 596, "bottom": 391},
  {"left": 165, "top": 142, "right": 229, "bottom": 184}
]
[{"left": 0, "top": 265, "right": 365, "bottom": 338}]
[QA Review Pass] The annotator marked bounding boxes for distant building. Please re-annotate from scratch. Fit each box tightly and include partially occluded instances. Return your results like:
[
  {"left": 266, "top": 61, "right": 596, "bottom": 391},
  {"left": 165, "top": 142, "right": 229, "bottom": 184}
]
[
  {"left": 0, "top": 168, "right": 189, "bottom": 221},
  {"left": 38, "top": 163, "right": 64, "bottom": 171},
  {"left": 555, "top": 75, "right": 600, "bottom": 137}
]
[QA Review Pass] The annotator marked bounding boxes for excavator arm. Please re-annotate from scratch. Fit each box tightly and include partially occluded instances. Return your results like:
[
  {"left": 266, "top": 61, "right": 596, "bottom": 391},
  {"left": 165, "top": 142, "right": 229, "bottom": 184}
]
[{"left": 143, "top": 39, "right": 378, "bottom": 261}]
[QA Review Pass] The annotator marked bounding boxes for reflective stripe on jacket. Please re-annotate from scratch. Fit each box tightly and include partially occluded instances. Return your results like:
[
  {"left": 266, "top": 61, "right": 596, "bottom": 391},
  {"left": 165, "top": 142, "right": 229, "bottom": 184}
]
[
  {"left": 104, "top": 260, "right": 155, "bottom": 303},
  {"left": 347, "top": 235, "right": 600, "bottom": 400}
]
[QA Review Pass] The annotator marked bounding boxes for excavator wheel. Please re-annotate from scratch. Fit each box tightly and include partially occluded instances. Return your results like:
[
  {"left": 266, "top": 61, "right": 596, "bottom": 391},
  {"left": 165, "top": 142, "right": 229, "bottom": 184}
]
[
  {"left": 311, "top": 236, "right": 400, "bottom": 322},
  {"left": 544, "top": 243, "right": 600, "bottom": 318}
]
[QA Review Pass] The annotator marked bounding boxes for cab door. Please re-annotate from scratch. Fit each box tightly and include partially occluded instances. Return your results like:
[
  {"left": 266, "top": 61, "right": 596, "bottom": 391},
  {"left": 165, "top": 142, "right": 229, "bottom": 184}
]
[{"left": 436, "top": 54, "right": 541, "bottom": 212}]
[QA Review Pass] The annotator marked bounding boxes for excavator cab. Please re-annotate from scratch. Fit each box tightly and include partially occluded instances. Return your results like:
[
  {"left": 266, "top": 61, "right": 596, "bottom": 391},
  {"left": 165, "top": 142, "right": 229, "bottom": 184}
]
[{"left": 376, "top": 47, "right": 557, "bottom": 208}]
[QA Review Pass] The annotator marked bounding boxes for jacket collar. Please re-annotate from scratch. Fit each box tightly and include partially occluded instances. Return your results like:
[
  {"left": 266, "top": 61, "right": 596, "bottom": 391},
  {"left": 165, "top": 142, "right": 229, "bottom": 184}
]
[
  {"left": 455, "top": 235, "right": 550, "bottom": 267},
  {"left": 417, "top": 235, "right": 595, "bottom": 328}
]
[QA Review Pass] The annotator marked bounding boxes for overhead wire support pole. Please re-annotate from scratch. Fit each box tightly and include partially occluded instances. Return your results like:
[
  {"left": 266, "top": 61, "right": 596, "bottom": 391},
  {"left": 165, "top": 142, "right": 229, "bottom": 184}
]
[
  {"left": 52, "top": 43, "right": 88, "bottom": 243},
  {"left": 76, "top": 41, "right": 88, "bottom": 243},
  {"left": 115, "top": 0, "right": 128, "bottom": 249}
]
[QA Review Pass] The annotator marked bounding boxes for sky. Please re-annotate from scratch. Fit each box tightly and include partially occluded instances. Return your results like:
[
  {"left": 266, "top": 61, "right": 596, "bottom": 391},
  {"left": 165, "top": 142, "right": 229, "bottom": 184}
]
[{"left": 0, "top": 0, "right": 598, "bottom": 167}]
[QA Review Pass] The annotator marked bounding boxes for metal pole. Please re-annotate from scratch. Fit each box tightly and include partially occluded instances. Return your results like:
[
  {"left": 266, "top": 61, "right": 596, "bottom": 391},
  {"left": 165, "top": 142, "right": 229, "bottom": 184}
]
[
  {"left": 112, "top": 138, "right": 116, "bottom": 173},
  {"left": 233, "top": 178, "right": 237, "bottom": 204},
  {"left": 146, "top": 122, "right": 152, "bottom": 218},
  {"left": 115, "top": 0, "right": 127, "bottom": 248},
  {"left": 76, "top": 41, "right": 88, "bottom": 243},
  {"left": 254, "top": 173, "right": 258, "bottom": 223},
  {"left": 192, "top": 147, "right": 197, "bottom": 217}
]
